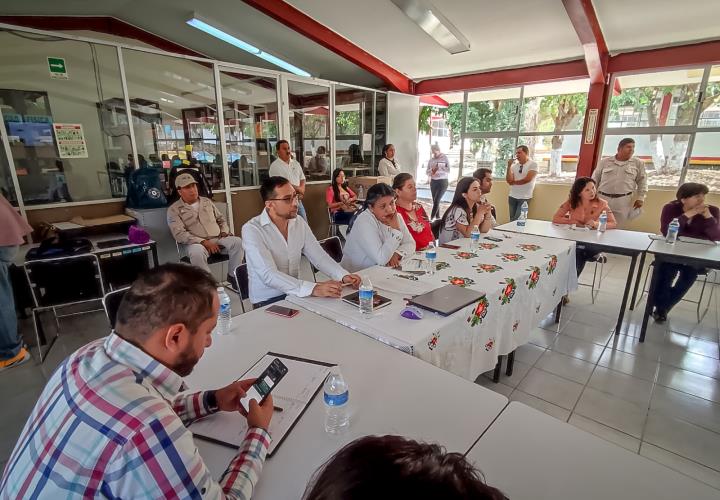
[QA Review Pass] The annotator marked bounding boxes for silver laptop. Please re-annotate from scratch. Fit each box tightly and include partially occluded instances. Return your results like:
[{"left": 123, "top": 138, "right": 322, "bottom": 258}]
[{"left": 408, "top": 284, "right": 485, "bottom": 316}]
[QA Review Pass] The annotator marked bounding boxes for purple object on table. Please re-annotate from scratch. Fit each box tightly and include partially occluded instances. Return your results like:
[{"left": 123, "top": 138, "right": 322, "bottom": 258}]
[
  {"left": 128, "top": 225, "right": 150, "bottom": 244},
  {"left": 400, "top": 306, "right": 424, "bottom": 320}
]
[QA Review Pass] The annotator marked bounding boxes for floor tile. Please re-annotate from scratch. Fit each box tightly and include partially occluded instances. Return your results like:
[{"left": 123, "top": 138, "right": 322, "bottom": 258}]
[
  {"left": 667, "top": 317, "right": 719, "bottom": 341},
  {"left": 607, "top": 334, "right": 663, "bottom": 361},
  {"left": 597, "top": 348, "right": 659, "bottom": 382},
  {"left": 516, "top": 367, "right": 584, "bottom": 410},
  {"left": 534, "top": 350, "right": 595, "bottom": 384},
  {"left": 656, "top": 364, "right": 720, "bottom": 404},
  {"left": 512, "top": 343, "right": 545, "bottom": 366},
  {"left": 650, "top": 385, "right": 720, "bottom": 435},
  {"left": 587, "top": 365, "right": 655, "bottom": 407},
  {"left": 482, "top": 360, "right": 532, "bottom": 388},
  {"left": 550, "top": 335, "right": 605, "bottom": 364},
  {"left": 528, "top": 327, "right": 557, "bottom": 349},
  {"left": 568, "top": 413, "right": 640, "bottom": 453},
  {"left": 0, "top": 359, "right": 47, "bottom": 401},
  {"left": 660, "top": 344, "right": 720, "bottom": 380},
  {"left": 640, "top": 443, "right": 720, "bottom": 491},
  {"left": 475, "top": 377, "right": 514, "bottom": 398},
  {"left": 561, "top": 320, "right": 614, "bottom": 346},
  {"left": 644, "top": 412, "right": 720, "bottom": 471},
  {"left": 569, "top": 309, "right": 616, "bottom": 329},
  {"left": 510, "top": 390, "right": 571, "bottom": 421},
  {"left": 664, "top": 332, "right": 719, "bottom": 359},
  {"left": 574, "top": 387, "right": 647, "bottom": 438}
]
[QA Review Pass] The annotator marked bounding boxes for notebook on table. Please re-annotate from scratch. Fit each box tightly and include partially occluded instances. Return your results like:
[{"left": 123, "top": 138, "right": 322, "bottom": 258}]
[{"left": 408, "top": 284, "right": 485, "bottom": 316}]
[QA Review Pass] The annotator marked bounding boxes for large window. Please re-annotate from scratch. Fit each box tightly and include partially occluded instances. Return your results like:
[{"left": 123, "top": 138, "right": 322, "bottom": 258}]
[
  {"left": 287, "top": 80, "right": 330, "bottom": 181},
  {"left": 602, "top": 66, "right": 720, "bottom": 192},
  {"left": 335, "top": 85, "right": 373, "bottom": 178},
  {"left": 0, "top": 32, "right": 131, "bottom": 205}
]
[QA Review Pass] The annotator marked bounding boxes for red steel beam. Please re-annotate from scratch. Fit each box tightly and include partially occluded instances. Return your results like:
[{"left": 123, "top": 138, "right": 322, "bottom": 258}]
[
  {"left": 609, "top": 39, "right": 720, "bottom": 73},
  {"left": 561, "top": 0, "right": 608, "bottom": 84},
  {"left": 414, "top": 60, "right": 588, "bottom": 95},
  {"left": 0, "top": 16, "right": 206, "bottom": 58},
  {"left": 242, "top": 0, "right": 412, "bottom": 93}
]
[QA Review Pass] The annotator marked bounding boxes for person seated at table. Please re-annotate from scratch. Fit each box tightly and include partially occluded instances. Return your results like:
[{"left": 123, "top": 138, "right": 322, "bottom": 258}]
[
  {"left": 243, "top": 176, "right": 361, "bottom": 308},
  {"left": 552, "top": 176, "right": 617, "bottom": 277},
  {"left": 651, "top": 182, "right": 720, "bottom": 323},
  {"left": 326, "top": 168, "right": 358, "bottom": 226},
  {"left": 378, "top": 143, "right": 401, "bottom": 178},
  {"left": 167, "top": 172, "right": 243, "bottom": 287},
  {"left": 303, "top": 435, "right": 507, "bottom": 500},
  {"left": 0, "top": 264, "right": 274, "bottom": 498},
  {"left": 341, "top": 183, "right": 415, "bottom": 272},
  {"left": 393, "top": 173, "right": 434, "bottom": 251},
  {"left": 308, "top": 145, "right": 329, "bottom": 175},
  {"left": 472, "top": 167, "right": 498, "bottom": 225},
  {"left": 439, "top": 176, "right": 494, "bottom": 245}
]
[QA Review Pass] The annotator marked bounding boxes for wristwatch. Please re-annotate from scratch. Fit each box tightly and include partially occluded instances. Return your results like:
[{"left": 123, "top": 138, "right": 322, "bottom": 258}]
[{"left": 206, "top": 390, "right": 219, "bottom": 412}]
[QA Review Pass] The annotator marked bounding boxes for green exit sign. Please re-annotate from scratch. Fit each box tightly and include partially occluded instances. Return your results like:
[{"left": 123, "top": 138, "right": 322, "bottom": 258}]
[{"left": 47, "top": 57, "right": 68, "bottom": 79}]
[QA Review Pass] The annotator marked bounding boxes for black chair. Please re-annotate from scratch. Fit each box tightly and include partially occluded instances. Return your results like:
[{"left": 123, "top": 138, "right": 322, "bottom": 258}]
[
  {"left": 176, "top": 241, "right": 230, "bottom": 266},
  {"left": 312, "top": 236, "right": 343, "bottom": 281},
  {"left": 24, "top": 254, "right": 105, "bottom": 362},
  {"left": 233, "top": 263, "right": 250, "bottom": 313},
  {"left": 430, "top": 219, "right": 442, "bottom": 241},
  {"left": 103, "top": 287, "right": 130, "bottom": 330}
]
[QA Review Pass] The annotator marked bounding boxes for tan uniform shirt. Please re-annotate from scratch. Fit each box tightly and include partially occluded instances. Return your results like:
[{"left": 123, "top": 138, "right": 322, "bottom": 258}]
[
  {"left": 167, "top": 197, "right": 229, "bottom": 245},
  {"left": 591, "top": 156, "right": 648, "bottom": 201}
]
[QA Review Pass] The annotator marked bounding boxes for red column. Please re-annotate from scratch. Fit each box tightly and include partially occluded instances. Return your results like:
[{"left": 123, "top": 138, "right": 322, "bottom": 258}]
[{"left": 576, "top": 80, "right": 612, "bottom": 177}]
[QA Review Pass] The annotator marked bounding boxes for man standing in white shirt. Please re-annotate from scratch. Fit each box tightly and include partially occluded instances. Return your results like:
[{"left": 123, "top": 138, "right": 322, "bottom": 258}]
[
  {"left": 242, "top": 176, "right": 361, "bottom": 308},
  {"left": 505, "top": 145, "right": 538, "bottom": 221},
  {"left": 269, "top": 140, "right": 307, "bottom": 220},
  {"left": 592, "top": 137, "right": 647, "bottom": 225}
]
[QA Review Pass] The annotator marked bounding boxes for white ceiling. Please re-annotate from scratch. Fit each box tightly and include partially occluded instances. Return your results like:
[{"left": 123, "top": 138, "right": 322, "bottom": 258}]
[{"left": 594, "top": 0, "right": 720, "bottom": 53}]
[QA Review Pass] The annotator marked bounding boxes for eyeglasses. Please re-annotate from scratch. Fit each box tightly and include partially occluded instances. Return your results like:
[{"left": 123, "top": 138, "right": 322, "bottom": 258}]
[{"left": 267, "top": 193, "right": 300, "bottom": 203}]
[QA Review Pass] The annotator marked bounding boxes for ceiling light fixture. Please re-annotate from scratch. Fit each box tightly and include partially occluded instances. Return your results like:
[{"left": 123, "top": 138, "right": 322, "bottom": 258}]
[
  {"left": 390, "top": 0, "right": 470, "bottom": 54},
  {"left": 187, "top": 16, "right": 311, "bottom": 77}
]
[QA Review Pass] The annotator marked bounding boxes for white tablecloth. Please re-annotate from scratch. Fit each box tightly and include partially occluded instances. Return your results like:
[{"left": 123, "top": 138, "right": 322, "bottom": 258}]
[{"left": 289, "top": 230, "right": 577, "bottom": 381}]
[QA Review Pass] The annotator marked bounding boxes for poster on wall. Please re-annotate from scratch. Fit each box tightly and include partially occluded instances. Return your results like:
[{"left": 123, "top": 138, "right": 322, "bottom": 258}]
[{"left": 53, "top": 123, "right": 89, "bottom": 158}]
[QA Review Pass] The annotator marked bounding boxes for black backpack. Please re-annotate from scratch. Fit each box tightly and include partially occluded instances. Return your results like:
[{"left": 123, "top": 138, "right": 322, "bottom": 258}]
[{"left": 126, "top": 166, "right": 167, "bottom": 209}]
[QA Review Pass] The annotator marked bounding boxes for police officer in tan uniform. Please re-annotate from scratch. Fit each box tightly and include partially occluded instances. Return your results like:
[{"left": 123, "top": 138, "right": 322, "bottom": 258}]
[
  {"left": 592, "top": 138, "right": 647, "bottom": 225},
  {"left": 167, "top": 173, "right": 243, "bottom": 284}
]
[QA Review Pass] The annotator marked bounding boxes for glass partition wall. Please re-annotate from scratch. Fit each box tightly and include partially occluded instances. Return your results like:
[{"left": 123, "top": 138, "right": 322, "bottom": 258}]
[{"left": 0, "top": 25, "right": 388, "bottom": 219}]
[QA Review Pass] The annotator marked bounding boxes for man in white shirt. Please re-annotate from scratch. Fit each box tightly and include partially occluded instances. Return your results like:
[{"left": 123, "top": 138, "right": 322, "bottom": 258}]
[
  {"left": 592, "top": 137, "right": 647, "bottom": 225},
  {"left": 269, "top": 140, "right": 307, "bottom": 220},
  {"left": 505, "top": 145, "right": 538, "bottom": 221},
  {"left": 472, "top": 167, "right": 498, "bottom": 227},
  {"left": 242, "top": 176, "right": 361, "bottom": 308}
]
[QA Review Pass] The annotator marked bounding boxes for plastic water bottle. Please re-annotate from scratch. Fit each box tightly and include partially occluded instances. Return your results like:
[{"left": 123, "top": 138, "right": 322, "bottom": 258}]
[
  {"left": 666, "top": 218, "right": 680, "bottom": 244},
  {"left": 597, "top": 210, "right": 608, "bottom": 233},
  {"left": 517, "top": 201, "right": 528, "bottom": 229},
  {"left": 324, "top": 367, "right": 350, "bottom": 434},
  {"left": 425, "top": 242, "right": 437, "bottom": 274},
  {"left": 357, "top": 184, "right": 365, "bottom": 200},
  {"left": 215, "top": 287, "right": 232, "bottom": 335},
  {"left": 359, "top": 277, "right": 374, "bottom": 314},
  {"left": 470, "top": 224, "right": 481, "bottom": 250}
]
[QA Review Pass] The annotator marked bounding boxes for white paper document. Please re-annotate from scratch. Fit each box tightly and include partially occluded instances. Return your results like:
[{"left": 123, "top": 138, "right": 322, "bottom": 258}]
[{"left": 189, "top": 353, "right": 332, "bottom": 455}]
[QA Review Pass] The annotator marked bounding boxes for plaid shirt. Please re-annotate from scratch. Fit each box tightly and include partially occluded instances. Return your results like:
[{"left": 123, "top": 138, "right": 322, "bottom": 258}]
[{"left": 0, "top": 333, "right": 270, "bottom": 499}]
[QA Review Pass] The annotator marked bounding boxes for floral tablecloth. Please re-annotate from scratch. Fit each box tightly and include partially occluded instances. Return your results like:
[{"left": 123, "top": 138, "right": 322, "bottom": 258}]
[{"left": 288, "top": 230, "right": 577, "bottom": 381}]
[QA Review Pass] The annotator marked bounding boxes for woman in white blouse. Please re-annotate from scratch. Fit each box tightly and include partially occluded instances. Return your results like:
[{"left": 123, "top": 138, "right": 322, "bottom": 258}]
[
  {"left": 438, "top": 176, "right": 494, "bottom": 244},
  {"left": 378, "top": 144, "right": 401, "bottom": 177},
  {"left": 341, "top": 183, "right": 416, "bottom": 273}
]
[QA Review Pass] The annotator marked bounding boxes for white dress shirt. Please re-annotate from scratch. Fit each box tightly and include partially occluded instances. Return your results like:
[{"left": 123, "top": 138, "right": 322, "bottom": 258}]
[
  {"left": 341, "top": 210, "right": 416, "bottom": 273},
  {"left": 508, "top": 160, "right": 538, "bottom": 199},
  {"left": 378, "top": 157, "right": 401, "bottom": 177},
  {"left": 269, "top": 157, "right": 306, "bottom": 186},
  {"left": 242, "top": 209, "right": 348, "bottom": 303}
]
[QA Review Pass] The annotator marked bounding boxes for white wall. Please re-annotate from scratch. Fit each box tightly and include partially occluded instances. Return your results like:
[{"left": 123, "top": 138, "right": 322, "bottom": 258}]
[{"left": 387, "top": 91, "right": 419, "bottom": 174}]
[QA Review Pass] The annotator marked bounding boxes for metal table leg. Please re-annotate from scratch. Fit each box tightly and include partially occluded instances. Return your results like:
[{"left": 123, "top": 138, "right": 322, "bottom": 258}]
[
  {"left": 493, "top": 355, "right": 503, "bottom": 382},
  {"left": 640, "top": 259, "right": 660, "bottom": 342},
  {"left": 506, "top": 351, "right": 515, "bottom": 376},
  {"left": 615, "top": 253, "right": 637, "bottom": 335},
  {"left": 629, "top": 251, "right": 647, "bottom": 311}
]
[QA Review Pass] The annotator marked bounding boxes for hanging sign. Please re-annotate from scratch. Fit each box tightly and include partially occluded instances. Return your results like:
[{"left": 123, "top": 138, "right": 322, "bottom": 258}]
[
  {"left": 48, "top": 57, "right": 68, "bottom": 79},
  {"left": 584, "top": 109, "right": 599, "bottom": 145}
]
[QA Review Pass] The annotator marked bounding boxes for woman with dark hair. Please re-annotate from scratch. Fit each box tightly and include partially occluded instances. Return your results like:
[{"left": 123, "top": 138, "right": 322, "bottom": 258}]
[
  {"left": 438, "top": 176, "right": 493, "bottom": 244},
  {"left": 552, "top": 176, "right": 617, "bottom": 276},
  {"left": 378, "top": 143, "right": 401, "bottom": 178},
  {"left": 303, "top": 435, "right": 507, "bottom": 500},
  {"left": 325, "top": 168, "right": 357, "bottom": 225},
  {"left": 394, "top": 173, "right": 434, "bottom": 251},
  {"left": 650, "top": 182, "right": 720, "bottom": 322},
  {"left": 341, "top": 183, "right": 415, "bottom": 272}
]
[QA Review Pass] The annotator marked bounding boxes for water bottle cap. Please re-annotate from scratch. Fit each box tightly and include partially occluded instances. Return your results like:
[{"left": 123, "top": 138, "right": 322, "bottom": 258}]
[{"left": 217, "top": 287, "right": 225, "bottom": 292}]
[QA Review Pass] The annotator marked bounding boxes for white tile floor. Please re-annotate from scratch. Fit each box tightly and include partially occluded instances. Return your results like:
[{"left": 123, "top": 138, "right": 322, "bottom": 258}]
[
  {"left": 477, "top": 254, "right": 720, "bottom": 490},
  {"left": 1, "top": 255, "right": 719, "bottom": 491}
]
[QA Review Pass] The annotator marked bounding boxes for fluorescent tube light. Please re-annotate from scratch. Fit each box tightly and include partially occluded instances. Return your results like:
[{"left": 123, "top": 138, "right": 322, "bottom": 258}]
[
  {"left": 187, "top": 17, "right": 311, "bottom": 77},
  {"left": 390, "top": 0, "right": 470, "bottom": 54}
]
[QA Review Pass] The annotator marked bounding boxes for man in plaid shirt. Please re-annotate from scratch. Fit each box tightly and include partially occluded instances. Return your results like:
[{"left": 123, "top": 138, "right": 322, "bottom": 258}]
[{"left": 1, "top": 264, "right": 274, "bottom": 499}]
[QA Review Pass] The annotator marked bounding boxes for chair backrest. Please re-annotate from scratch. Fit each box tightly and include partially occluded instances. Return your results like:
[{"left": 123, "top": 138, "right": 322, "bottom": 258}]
[
  {"left": 318, "top": 236, "right": 343, "bottom": 263},
  {"left": 24, "top": 254, "right": 105, "bottom": 308},
  {"left": 233, "top": 263, "right": 250, "bottom": 301},
  {"left": 103, "top": 287, "right": 130, "bottom": 329},
  {"left": 430, "top": 219, "right": 442, "bottom": 240}
]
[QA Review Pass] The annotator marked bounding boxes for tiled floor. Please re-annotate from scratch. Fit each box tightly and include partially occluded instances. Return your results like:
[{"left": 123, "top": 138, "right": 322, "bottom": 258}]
[
  {"left": 477, "top": 255, "right": 720, "bottom": 490},
  {"left": 1, "top": 255, "right": 719, "bottom": 491}
]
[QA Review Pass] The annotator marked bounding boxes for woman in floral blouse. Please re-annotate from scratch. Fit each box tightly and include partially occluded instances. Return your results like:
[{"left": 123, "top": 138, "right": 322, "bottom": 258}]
[{"left": 393, "top": 173, "right": 434, "bottom": 251}]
